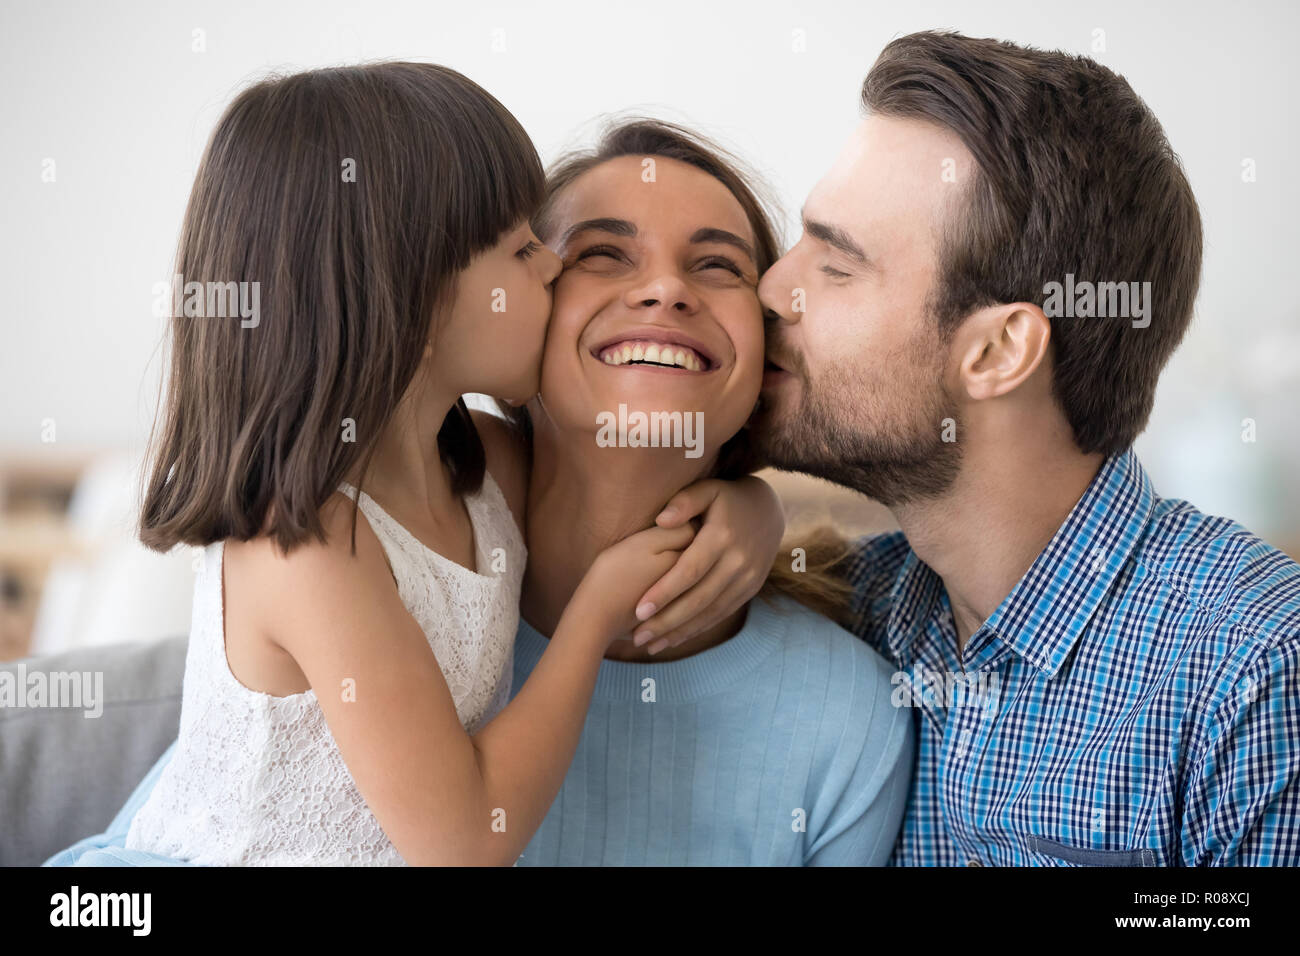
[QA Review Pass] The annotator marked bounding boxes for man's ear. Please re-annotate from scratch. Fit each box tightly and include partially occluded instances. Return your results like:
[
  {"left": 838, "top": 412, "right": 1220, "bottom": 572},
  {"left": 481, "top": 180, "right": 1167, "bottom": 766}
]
[{"left": 952, "top": 303, "right": 1051, "bottom": 401}]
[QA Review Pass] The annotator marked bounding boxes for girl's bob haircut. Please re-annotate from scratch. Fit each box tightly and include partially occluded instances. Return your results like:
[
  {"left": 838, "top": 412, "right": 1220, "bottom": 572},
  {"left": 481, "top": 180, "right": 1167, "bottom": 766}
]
[{"left": 140, "top": 62, "right": 545, "bottom": 554}]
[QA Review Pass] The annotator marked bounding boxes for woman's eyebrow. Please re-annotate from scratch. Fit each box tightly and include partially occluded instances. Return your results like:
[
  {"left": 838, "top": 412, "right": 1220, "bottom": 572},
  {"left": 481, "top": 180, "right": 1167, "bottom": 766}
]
[
  {"left": 558, "top": 217, "right": 636, "bottom": 249},
  {"left": 690, "top": 227, "right": 755, "bottom": 263},
  {"left": 556, "top": 218, "right": 755, "bottom": 265}
]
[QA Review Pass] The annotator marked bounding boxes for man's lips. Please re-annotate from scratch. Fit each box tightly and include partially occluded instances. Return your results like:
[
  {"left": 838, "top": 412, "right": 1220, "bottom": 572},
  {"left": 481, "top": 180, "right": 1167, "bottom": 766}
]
[{"left": 763, "top": 354, "right": 796, "bottom": 388}]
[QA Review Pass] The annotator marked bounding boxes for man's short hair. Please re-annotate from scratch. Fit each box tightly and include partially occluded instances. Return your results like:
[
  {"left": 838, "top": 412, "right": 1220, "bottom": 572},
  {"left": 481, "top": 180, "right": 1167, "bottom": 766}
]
[{"left": 862, "top": 30, "right": 1203, "bottom": 455}]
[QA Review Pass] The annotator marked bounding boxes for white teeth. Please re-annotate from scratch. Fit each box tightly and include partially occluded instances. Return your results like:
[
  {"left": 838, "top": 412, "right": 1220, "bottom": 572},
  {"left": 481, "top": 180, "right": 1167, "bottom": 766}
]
[{"left": 598, "top": 340, "right": 707, "bottom": 370}]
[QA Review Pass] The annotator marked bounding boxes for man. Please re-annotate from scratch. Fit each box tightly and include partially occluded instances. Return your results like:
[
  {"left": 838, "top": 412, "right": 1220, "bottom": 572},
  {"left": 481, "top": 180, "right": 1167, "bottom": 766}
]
[{"left": 756, "top": 30, "right": 1300, "bottom": 866}]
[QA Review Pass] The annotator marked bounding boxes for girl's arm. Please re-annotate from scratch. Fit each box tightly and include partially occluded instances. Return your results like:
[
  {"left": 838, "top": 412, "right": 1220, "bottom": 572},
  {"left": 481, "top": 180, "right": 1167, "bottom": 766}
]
[
  {"left": 631, "top": 476, "right": 786, "bottom": 654},
  {"left": 471, "top": 407, "right": 785, "bottom": 656},
  {"left": 263, "top": 495, "right": 692, "bottom": 867}
]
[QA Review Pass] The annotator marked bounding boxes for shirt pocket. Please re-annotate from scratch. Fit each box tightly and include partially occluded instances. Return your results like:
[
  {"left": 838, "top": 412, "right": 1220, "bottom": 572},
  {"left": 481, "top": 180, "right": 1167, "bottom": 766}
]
[{"left": 1027, "top": 835, "right": 1156, "bottom": 867}]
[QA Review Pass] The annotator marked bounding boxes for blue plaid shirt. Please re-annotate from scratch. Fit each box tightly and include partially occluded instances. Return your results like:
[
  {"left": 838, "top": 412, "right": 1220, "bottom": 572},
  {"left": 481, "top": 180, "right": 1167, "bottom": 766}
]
[{"left": 845, "top": 448, "right": 1300, "bottom": 866}]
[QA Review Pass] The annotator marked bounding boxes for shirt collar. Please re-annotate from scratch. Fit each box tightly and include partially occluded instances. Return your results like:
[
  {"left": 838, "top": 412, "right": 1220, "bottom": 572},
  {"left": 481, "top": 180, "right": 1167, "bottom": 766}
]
[{"left": 885, "top": 448, "right": 1156, "bottom": 678}]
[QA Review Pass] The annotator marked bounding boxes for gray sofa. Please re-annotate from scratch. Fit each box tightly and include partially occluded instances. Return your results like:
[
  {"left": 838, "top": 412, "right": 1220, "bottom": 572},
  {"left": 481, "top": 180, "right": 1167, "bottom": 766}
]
[{"left": 0, "top": 636, "right": 187, "bottom": 865}]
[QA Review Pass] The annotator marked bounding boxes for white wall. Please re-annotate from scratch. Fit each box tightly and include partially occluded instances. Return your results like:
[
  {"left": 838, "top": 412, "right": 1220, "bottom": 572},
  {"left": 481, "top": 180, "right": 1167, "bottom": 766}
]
[{"left": 2, "top": 0, "right": 1296, "bottom": 543}]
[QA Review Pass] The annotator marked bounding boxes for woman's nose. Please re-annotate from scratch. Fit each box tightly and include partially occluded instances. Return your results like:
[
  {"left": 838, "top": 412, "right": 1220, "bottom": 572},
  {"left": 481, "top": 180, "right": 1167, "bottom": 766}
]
[{"left": 623, "top": 271, "right": 698, "bottom": 314}]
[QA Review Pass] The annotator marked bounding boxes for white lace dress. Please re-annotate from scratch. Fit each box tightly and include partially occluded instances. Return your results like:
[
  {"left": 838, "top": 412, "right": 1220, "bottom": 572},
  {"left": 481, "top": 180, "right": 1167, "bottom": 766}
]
[{"left": 124, "top": 472, "right": 526, "bottom": 865}]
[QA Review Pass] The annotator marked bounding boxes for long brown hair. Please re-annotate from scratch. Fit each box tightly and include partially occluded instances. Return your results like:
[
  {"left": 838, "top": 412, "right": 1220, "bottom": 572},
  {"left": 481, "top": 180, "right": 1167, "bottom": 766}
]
[
  {"left": 139, "top": 62, "right": 545, "bottom": 555},
  {"left": 507, "top": 117, "right": 855, "bottom": 623}
]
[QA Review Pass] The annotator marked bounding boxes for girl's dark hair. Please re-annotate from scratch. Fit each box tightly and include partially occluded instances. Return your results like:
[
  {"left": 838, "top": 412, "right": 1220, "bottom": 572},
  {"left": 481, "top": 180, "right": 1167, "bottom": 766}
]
[
  {"left": 139, "top": 62, "right": 545, "bottom": 554},
  {"left": 505, "top": 117, "right": 855, "bottom": 622}
]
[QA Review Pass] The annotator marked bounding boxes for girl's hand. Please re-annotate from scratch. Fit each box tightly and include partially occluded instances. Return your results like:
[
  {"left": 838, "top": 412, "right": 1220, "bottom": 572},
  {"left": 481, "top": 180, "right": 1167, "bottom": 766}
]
[
  {"left": 568, "top": 523, "right": 698, "bottom": 647},
  {"left": 630, "top": 476, "right": 784, "bottom": 655}
]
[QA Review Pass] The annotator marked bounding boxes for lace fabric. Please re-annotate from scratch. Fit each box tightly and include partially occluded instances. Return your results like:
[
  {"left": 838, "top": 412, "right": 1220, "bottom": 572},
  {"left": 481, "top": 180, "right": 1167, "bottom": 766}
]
[{"left": 124, "top": 472, "right": 526, "bottom": 865}]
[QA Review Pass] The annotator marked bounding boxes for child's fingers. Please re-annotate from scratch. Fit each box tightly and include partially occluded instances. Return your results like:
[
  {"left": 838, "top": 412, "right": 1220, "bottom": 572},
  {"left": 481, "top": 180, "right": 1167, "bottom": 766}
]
[
  {"left": 629, "top": 522, "right": 697, "bottom": 554},
  {"left": 632, "top": 533, "right": 724, "bottom": 625},
  {"left": 633, "top": 552, "right": 746, "bottom": 645},
  {"left": 654, "top": 479, "right": 722, "bottom": 527},
  {"left": 642, "top": 576, "right": 752, "bottom": 654}
]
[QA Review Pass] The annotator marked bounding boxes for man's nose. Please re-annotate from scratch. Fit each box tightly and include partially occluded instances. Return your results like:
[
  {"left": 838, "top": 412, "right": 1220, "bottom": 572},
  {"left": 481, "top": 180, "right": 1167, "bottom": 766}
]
[{"left": 758, "top": 255, "right": 798, "bottom": 324}]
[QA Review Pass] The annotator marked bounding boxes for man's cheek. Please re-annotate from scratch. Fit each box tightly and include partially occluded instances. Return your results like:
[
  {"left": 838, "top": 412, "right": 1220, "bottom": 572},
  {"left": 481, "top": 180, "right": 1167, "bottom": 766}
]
[{"left": 815, "top": 311, "right": 874, "bottom": 366}]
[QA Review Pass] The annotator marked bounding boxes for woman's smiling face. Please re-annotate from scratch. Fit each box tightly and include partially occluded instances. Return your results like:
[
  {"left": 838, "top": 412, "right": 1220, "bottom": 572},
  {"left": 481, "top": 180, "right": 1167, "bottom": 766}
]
[{"left": 537, "top": 154, "right": 766, "bottom": 458}]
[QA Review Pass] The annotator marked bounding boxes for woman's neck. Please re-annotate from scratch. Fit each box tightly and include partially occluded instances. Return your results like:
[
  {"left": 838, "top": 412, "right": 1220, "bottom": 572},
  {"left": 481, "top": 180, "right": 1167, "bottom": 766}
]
[{"left": 520, "top": 421, "right": 746, "bottom": 662}]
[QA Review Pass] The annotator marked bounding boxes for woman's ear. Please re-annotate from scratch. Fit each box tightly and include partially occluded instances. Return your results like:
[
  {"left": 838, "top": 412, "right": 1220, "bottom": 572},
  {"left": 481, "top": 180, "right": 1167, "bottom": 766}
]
[{"left": 953, "top": 303, "right": 1051, "bottom": 402}]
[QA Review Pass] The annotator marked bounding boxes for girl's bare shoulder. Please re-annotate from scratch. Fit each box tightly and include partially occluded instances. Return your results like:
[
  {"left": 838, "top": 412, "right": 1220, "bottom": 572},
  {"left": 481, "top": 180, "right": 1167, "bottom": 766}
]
[{"left": 228, "top": 490, "right": 395, "bottom": 601}]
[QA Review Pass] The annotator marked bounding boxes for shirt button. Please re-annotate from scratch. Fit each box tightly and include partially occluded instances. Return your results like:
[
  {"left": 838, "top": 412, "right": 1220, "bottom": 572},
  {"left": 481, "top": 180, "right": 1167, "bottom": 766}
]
[{"left": 966, "top": 858, "right": 983, "bottom": 867}]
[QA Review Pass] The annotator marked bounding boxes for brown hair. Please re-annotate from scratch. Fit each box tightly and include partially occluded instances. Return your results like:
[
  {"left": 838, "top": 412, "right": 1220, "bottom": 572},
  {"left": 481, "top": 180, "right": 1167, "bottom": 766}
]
[
  {"left": 139, "top": 62, "right": 545, "bottom": 554},
  {"left": 862, "top": 30, "right": 1203, "bottom": 455},
  {"left": 507, "top": 117, "right": 854, "bottom": 621}
]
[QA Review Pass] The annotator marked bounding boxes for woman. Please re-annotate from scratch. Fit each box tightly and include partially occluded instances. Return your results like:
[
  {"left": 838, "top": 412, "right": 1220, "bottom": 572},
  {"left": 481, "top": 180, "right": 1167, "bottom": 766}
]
[
  {"left": 47, "top": 118, "right": 913, "bottom": 867},
  {"left": 500, "top": 118, "right": 913, "bottom": 865}
]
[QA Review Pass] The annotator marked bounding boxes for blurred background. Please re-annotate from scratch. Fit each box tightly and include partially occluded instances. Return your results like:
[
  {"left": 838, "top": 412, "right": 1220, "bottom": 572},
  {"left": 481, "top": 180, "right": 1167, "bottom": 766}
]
[{"left": 1, "top": 0, "right": 1296, "bottom": 659}]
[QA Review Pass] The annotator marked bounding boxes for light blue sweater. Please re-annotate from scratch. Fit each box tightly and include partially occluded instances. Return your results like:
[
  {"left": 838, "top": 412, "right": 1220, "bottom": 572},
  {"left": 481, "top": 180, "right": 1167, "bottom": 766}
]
[
  {"left": 512, "top": 594, "right": 913, "bottom": 866},
  {"left": 46, "top": 595, "right": 912, "bottom": 866}
]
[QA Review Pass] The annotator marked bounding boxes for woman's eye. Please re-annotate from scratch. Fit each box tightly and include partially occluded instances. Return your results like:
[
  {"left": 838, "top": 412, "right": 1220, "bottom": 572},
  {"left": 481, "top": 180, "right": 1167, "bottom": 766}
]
[
  {"left": 516, "top": 240, "right": 541, "bottom": 260},
  {"left": 575, "top": 245, "right": 624, "bottom": 263},
  {"left": 821, "top": 264, "right": 851, "bottom": 280},
  {"left": 698, "top": 257, "right": 744, "bottom": 277}
]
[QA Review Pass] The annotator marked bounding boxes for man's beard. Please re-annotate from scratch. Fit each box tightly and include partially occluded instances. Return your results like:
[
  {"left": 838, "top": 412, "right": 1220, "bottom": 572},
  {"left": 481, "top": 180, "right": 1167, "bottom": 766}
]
[{"left": 755, "top": 341, "right": 963, "bottom": 508}]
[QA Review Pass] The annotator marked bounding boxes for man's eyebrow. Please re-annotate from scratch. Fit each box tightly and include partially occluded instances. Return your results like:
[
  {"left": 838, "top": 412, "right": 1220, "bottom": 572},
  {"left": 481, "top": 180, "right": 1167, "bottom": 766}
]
[
  {"left": 689, "top": 227, "right": 756, "bottom": 264},
  {"left": 557, "top": 217, "right": 636, "bottom": 249},
  {"left": 801, "top": 210, "right": 868, "bottom": 264}
]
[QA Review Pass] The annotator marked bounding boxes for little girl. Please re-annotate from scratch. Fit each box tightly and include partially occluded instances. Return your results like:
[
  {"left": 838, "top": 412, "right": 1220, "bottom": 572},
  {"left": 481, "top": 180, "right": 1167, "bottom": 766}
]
[{"left": 120, "top": 63, "right": 778, "bottom": 866}]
